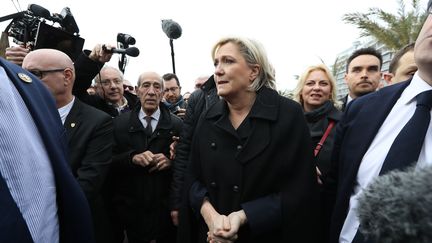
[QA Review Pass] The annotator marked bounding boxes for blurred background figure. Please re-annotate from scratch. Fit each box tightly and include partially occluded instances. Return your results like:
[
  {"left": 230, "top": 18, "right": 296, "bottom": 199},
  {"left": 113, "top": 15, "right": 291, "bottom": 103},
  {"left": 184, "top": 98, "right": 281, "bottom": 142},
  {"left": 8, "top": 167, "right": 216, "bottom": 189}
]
[
  {"left": 357, "top": 165, "right": 432, "bottom": 243},
  {"left": 182, "top": 91, "right": 191, "bottom": 105},
  {"left": 383, "top": 43, "right": 417, "bottom": 85},
  {"left": 293, "top": 64, "right": 342, "bottom": 184},
  {"left": 162, "top": 73, "right": 186, "bottom": 119},
  {"left": 87, "top": 84, "right": 96, "bottom": 95},
  {"left": 123, "top": 79, "right": 136, "bottom": 95},
  {"left": 194, "top": 75, "right": 210, "bottom": 90}
]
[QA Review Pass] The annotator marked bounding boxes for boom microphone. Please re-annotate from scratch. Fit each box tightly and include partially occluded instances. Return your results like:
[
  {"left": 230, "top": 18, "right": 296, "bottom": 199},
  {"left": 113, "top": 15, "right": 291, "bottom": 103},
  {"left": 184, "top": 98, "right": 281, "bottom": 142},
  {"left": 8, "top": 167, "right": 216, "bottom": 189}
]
[
  {"left": 161, "top": 19, "right": 182, "bottom": 39},
  {"left": 28, "top": 4, "right": 51, "bottom": 19},
  {"left": 357, "top": 165, "right": 432, "bottom": 243},
  {"left": 102, "top": 45, "right": 140, "bottom": 57}
]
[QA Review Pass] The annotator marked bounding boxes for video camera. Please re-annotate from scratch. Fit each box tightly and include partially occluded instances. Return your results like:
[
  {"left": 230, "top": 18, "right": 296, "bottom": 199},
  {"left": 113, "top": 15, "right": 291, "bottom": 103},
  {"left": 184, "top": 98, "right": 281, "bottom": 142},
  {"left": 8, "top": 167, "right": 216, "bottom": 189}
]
[{"left": 0, "top": 4, "right": 84, "bottom": 61}]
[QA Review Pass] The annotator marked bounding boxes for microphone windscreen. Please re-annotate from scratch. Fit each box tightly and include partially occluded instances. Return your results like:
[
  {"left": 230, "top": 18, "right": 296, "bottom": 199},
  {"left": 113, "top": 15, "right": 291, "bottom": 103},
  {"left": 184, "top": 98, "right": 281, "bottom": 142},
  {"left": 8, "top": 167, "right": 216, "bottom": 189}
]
[
  {"left": 28, "top": 4, "right": 51, "bottom": 19},
  {"left": 126, "top": 47, "right": 140, "bottom": 57},
  {"left": 357, "top": 165, "right": 432, "bottom": 243},
  {"left": 161, "top": 19, "right": 182, "bottom": 39}
]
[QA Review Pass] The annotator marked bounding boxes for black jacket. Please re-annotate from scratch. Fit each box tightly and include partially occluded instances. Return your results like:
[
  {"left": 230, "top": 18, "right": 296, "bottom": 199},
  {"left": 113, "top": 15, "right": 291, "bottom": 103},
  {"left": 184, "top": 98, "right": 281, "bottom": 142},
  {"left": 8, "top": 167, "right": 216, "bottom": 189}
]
[
  {"left": 170, "top": 76, "right": 218, "bottom": 209},
  {"left": 108, "top": 103, "right": 182, "bottom": 241},
  {"left": 66, "top": 98, "right": 112, "bottom": 201},
  {"left": 187, "top": 87, "right": 321, "bottom": 243},
  {"left": 65, "top": 98, "right": 113, "bottom": 243}
]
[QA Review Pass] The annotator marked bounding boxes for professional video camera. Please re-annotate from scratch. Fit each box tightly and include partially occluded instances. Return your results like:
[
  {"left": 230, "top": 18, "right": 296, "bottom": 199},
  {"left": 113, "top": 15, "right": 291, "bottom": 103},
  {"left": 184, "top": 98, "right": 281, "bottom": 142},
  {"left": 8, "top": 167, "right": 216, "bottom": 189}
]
[{"left": 0, "top": 4, "right": 84, "bottom": 61}]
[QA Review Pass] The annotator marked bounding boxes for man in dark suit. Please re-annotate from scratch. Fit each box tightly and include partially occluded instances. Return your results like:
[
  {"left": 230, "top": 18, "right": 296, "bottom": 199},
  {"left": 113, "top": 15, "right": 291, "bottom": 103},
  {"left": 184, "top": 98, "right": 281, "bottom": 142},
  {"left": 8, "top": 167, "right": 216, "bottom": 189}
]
[
  {"left": 326, "top": 3, "right": 432, "bottom": 242},
  {"left": 0, "top": 58, "right": 94, "bottom": 242},
  {"left": 22, "top": 49, "right": 113, "bottom": 243},
  {"left": 339, "top": 47, "right": 382, "bottom": 111},
  {"left": 108, "top": 71, "right": 182, "bottom": 243}
]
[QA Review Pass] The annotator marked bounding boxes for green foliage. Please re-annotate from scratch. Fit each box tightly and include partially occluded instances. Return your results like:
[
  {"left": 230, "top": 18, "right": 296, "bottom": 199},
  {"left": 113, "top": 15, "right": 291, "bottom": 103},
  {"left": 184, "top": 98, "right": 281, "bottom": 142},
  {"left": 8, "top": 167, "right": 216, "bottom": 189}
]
[{"left": 343, "top": 0, "right": 427, "bottom": 50}]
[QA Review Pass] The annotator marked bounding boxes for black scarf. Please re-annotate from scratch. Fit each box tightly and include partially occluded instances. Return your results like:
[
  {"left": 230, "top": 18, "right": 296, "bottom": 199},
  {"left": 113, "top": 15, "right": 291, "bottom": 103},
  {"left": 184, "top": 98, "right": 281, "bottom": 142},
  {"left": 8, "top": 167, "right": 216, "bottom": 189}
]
[{"left": 304, "top": 100, "right": 333, "bottom": 123}]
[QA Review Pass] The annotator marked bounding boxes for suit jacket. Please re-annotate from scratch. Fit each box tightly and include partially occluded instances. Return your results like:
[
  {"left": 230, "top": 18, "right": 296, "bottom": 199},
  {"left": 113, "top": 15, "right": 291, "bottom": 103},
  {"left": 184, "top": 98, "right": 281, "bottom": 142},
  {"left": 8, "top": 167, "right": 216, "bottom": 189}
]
[
  {"left": 0, "top": 58, "right": 94, "bottom": 242},
  {"left": 339, "top": 95, "right": 348, "bottom": 112},
  {"left": 325, "top": 81, "right": 410, "bottom": 243},
  {"left": 65, "top": 98, "right": 112, "bottom": 202}
]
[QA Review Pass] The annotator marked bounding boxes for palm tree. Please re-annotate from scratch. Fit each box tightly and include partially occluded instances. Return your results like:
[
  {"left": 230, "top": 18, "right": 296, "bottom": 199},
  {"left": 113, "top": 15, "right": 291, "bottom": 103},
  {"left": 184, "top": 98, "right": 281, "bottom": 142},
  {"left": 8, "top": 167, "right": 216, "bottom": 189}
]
[{"left": 342, "top": 0, "right": 427, "bottom": 51}]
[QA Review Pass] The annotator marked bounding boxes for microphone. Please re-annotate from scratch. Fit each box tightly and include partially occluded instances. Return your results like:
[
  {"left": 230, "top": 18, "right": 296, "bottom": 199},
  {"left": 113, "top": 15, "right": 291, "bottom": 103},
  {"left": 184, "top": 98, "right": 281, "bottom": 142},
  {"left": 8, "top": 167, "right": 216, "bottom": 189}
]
[
  {"left": 357, "top": 165, "right": 432, "bottom": 242},
  {"left": 28, "top": 4, "right": 51, "bottom": 19},
  {"left": 161, "top": 19, "right": 182, "bottom": 39},
  {"left": 102, "top": 45, "right": 140, "bottom": 57}
]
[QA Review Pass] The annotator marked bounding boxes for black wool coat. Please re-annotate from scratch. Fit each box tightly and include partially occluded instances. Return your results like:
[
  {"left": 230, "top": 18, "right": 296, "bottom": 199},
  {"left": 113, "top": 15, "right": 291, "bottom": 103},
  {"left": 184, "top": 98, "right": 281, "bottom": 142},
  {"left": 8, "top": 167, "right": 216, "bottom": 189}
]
[
  {"left": 107, "top": 104, "right": 182, "bottom": 241},
  {"left": 188, "top": 87, "right": 322, "bottom": 243}
]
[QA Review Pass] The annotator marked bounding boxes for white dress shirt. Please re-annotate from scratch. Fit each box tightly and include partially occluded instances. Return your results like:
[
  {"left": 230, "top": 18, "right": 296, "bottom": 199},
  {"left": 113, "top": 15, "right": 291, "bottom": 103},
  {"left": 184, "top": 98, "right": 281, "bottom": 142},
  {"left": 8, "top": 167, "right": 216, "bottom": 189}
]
[
  {"left": 339, "top": 73, "right": 432, "bottom": 242},
  {"left": 0, "top": 67, "right": 59, "bottom": 243},
  {"left": 139, "top": 107, "right": 161, "bottom": 132},
  {"left": 58, "top": 97, "right": 75, "bottom": 124}
]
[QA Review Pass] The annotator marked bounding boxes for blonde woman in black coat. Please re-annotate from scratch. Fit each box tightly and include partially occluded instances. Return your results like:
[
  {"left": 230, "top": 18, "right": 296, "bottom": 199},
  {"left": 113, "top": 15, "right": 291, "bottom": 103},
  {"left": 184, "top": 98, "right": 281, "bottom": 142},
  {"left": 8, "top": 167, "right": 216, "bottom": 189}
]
[
  {"left": 293, "top": 64, "right": 342, "bottom": 184},
  {"left": 186, "top": 37, "right": 321, "bottom": 243}
]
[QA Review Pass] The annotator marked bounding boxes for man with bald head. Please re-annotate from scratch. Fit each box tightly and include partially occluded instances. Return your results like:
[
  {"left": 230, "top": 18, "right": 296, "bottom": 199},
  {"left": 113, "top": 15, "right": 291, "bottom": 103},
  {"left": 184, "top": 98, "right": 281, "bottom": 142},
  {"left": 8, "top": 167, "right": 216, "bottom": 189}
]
[
  {"left": 22, "top": 49, "right": 113, "bottom": 243},
  {"left": 108, "top": 71, "right": 182, "bottom": 243}
]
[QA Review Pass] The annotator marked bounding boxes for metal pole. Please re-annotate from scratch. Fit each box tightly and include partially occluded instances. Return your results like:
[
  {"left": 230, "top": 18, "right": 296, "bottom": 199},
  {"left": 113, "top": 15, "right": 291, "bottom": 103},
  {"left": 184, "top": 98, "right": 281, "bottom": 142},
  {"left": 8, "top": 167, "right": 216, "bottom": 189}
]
[{"left": 170, "top": 39, "right": 176, "bottom": 74}]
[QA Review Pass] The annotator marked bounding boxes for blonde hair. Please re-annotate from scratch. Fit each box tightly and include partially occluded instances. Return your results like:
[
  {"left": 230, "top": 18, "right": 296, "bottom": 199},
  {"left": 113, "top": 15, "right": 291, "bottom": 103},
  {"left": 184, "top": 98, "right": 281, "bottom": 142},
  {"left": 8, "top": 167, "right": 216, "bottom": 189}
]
[
  {"left": 293, "top": 64, "right": 340, "bottom": 108},
  {"left": 211, "top": 37, "right": 276, "bottom": 91}
]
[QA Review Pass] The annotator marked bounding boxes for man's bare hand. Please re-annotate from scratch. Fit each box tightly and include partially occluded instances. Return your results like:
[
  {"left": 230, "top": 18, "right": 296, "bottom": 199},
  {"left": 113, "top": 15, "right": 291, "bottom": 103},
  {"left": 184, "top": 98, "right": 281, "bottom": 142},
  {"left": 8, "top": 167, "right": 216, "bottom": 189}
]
[
  {"left": 149, "top": 153, "right": 171, "bottom": 172},
  {"left": 5, "top": 46, "right": 30, "bottom": 66},
  {"left": 89, "top": 44, "right": 113, "bottom": 63},
  {"left": 169, "top": 136, "right": 179, "bottom": 160},
  {"left": 132, "top": 151, "right": 156, "bottom": 167}
]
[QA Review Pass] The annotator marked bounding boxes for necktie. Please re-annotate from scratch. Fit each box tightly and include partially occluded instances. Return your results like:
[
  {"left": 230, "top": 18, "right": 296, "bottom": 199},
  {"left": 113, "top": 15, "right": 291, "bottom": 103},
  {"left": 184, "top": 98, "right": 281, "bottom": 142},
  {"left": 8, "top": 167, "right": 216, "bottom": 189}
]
[
  {"left": 379, "top": 89, "right": 432, "bottom": 175},
  {"left": 352, "top": 90, "right": 432, "bottom": 243},
  {"left": 145, "top": 116, "right": 153, "bottom": 136}
]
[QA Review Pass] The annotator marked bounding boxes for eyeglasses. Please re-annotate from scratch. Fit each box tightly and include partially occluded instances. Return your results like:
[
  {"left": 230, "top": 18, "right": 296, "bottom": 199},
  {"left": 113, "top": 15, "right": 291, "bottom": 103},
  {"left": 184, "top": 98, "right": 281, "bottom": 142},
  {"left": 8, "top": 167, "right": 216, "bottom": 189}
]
[
  {"left": 99, "top": 79, "right": 123, "bottom": 87},
  {"left": 28, "top": 68, "right": 65, "bottom": 79},
  {"left": 164, "top": 86, "right": 179, "bottom": 93}
]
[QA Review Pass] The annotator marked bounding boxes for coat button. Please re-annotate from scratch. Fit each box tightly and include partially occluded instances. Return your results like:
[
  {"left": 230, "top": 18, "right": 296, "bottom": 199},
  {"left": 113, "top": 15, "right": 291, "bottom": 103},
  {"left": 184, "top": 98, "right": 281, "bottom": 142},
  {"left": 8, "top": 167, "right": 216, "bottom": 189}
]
[
  {"left": 236, "top": 145, "right": 242, "bottom": 150},
  {"left": 232, "top": 185, "right": 239, "bottom": 192},
  {"left": 211, "top": 142, "right": 217, "bottom": 149},
  {"left": 210, "top": 182, "right": 217, "bottom": 188}
]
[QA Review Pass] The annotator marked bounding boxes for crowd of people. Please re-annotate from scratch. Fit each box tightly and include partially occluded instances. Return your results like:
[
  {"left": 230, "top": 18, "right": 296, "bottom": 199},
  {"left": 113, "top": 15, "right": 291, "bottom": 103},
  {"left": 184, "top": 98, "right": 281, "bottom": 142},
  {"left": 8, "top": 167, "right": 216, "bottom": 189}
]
[{"left": 1, "top": 1, "right": 432, "bottom": 243}]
